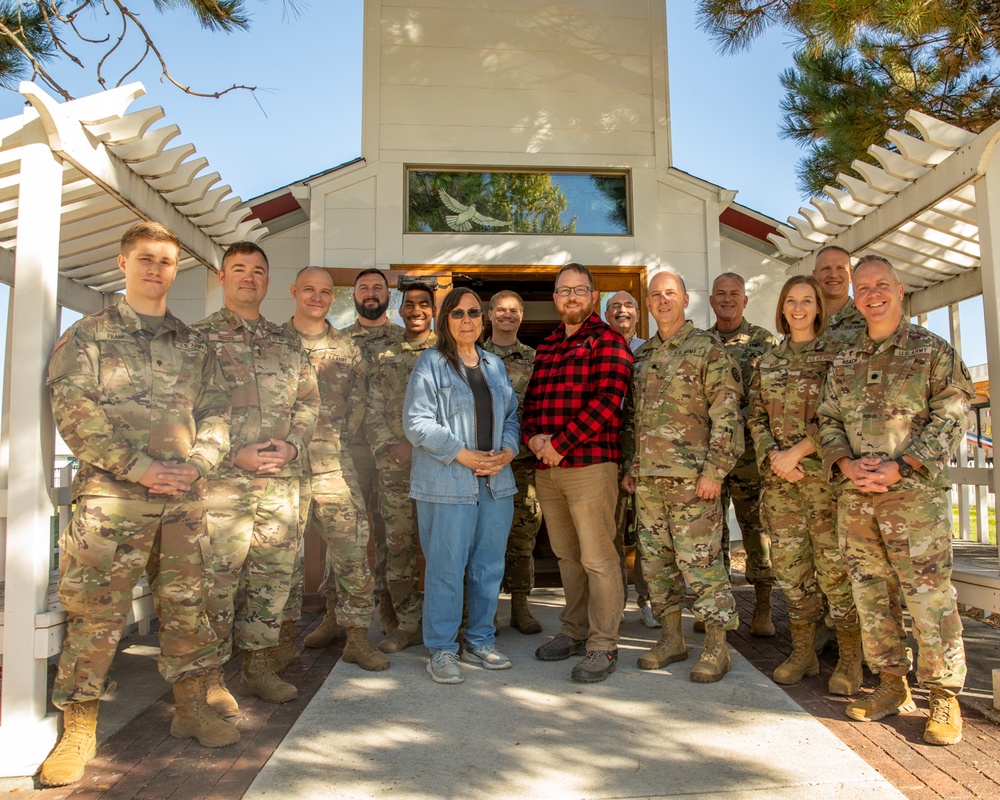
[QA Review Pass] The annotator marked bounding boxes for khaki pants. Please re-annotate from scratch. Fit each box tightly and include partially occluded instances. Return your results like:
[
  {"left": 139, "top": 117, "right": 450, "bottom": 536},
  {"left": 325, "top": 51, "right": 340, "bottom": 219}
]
[{"left": 535, "top": 461, "right": 622, "bottom": 651}]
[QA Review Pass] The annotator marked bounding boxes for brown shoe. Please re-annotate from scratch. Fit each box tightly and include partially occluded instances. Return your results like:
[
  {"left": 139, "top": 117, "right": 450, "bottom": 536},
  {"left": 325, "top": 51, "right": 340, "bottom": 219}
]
[
  {"left": 205, "top": 666, "right": 239, "bottom": 718},
  {"left": 828, "top": 625, "right": 863, "bottom": 696},
  {"left": 379, "top": 593, "right": 399, "bottom": 636},
  {"left": 343, "top": 627, "right": 391, "bottom": 671},
  {"left": 846, "top": 673, "right": 915, "bottom": 722},
  {"left": 170, "top": 674, "right": 240, "bottom": 748},
  {"left": 772, "top": 619, "right": 818, "bottom": 685},
  {"left": 510, "top": 592, "right": 542, "bottom": 635},
  {"left": 750, "top": 583, "right": 775, "bottom": 637},
  {"left": 39, "top": 700, "right": 99, "bottom": 787},
  {"left": 304, "top": 600, "right": 346, "bottom": 648},
  {"left": 637, "top": 609, "right": 687, "bottom": 669},
  {"left": 690, "top": 626, "right": 731, "bottom": 683},
  {"left": 377, "top": 626, "right": 422, "bottom": 653},
  {"left": 269, "top": 619, "right": 302, "bottom": 674},
  {"left": 239, "top": 647, "right": 298, "bottom": 704},
  {"left": 924, "top": 688, "right": 963, "bottom": 745}
]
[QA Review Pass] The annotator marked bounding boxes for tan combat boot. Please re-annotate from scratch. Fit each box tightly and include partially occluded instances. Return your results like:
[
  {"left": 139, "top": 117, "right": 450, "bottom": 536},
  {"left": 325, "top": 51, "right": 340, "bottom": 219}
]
[
  {"left": 170, "top": 674, "right": 240, "bottom": 747},
  {"left": 379, "top": 592, "right": 399, "bottom": 636},
  {"left": 39, "top": 700, "right": 99, "bottom": 787},
  {"left": 378, "top": 625, "right": 422, "bottom": 653},
  {"left": 690, "top": 625, "right": 731, "bottom": 683},
  {"left": 510, "top": 592, "right": 542, "bottom": 634},
  {"left": 773, "top": 619, "right": 819, "bottom": 685},
  {"left": 204, "top": 666, "right": 239, "bottom": 718},
  {"left": 750, "top": 583, "right": 775, "bottom": 637},
  {"left": 637, "top": 609, "right": 688, "bottom": 669},
  {"left": 239, "top": 647, "right": 298, "bottom": 704},
  {"left": 828, "top": 625, "right": 863, "bottom": 696},
  {"left": 343, "top": 627, "right": 391, "bottom": 671},
  {"left": 303, "top": 600, "right": 346, "bottom": 648},
  {"left": 846, "top": 673, "right": 916, "bottom": 722},
  {"left": 924, "top": 688, "right": 963, "bottom": 745},
  {"left": 269, "top": 619, "right": 302, "bottom": 674}
]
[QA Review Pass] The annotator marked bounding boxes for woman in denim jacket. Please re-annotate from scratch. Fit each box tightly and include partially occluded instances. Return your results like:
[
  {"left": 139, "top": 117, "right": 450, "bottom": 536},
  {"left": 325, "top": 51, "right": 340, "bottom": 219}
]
[{"left": 403, "top": 287, "right": 520, "bottom": 684}]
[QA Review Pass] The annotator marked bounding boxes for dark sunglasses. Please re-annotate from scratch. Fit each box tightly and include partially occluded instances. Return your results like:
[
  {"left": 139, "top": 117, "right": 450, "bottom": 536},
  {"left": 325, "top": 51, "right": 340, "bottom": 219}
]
[{"left": 449, "top": 307, "right": 483, "bottom": 320}]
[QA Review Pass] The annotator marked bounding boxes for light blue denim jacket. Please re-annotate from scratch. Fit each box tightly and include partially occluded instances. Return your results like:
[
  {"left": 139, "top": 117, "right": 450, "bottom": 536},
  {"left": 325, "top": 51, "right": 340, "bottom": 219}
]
[{"left": 403, "top": 346, "right": 520, "bottom": 504}]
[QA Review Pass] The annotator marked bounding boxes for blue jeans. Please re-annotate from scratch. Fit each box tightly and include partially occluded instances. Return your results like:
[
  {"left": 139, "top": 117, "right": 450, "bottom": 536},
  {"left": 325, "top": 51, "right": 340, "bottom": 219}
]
[{"left": 417, "top": 478, "right": 513, "bottom": 654}]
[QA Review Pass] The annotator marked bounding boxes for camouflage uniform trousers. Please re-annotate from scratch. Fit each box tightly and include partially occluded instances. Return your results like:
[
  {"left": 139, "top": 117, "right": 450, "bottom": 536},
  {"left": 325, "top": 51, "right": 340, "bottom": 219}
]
[
  {"left": 279, "top": 479, "right": 310, "bottom": 624},
  {"left": 307, "top": 468, "right": 376, "bottom": 627},
  {"left": 502, "top": 458, "right": 542, "bottom": 594},
  {"left": 838, "top": 487, "right": 966, "bottom": 692},
  {"left": 635, "top": 476, "right": 739, "bottom": 630},
  {"left": 760, "top": 462, "right": 856, "bottom": 626},
  {"left": 206, "top": 474, "right": 300, "bottom": 662},
  {"left": 351, "top": 444, "right": 388, "bottom": 597},
  {"left": 613, "top": 485, "right": 651, "bottom": 607},
  {"left": 376, "top": 460, "right": 423, "bottom": 632},
  {"left": 54, "top": 496, "right": 218, "bottom": 709},
  {"left": 721, "top": 449, "right": 774, "bottom": 586}
]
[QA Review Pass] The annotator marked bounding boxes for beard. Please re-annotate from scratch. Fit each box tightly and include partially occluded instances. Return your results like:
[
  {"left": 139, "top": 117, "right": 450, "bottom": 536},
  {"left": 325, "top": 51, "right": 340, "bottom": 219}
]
[
  {"left": 355, "top": 297, "right": 389, "bottom": 321},
  {"left": 559, "top": 305, "right": 593, "bottom": 326}
]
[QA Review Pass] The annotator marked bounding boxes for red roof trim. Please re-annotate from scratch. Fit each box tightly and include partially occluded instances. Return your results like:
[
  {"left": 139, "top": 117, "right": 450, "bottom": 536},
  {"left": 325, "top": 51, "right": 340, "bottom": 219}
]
[
  {"left": 248, "top": 193, "right": 302, "bottom": 223},
  {"left": 720, "top": 207, "right": 778, "bottom": 243}
]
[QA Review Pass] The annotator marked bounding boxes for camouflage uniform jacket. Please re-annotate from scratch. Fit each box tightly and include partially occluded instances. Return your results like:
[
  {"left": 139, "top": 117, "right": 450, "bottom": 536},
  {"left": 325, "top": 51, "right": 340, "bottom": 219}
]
[
  {"left": 284, "top": 319, "right": 366, "bottom": 475},
  {"left": 707, "top": 319, "right": 778, "bottom": 424},
  {"left": 483, "top": 338, "right": 535, "bottom": 460},
  {"left": 747, "top": 334, "right": 839, "bottom": 473},
  {"left": 193, "top": 307, "right": 319, "bottom": 478},
  {"left": 817, "top": 319, "right": 974, "bottom": 490},
  {"left": 341, "top": 319, "right": 405, "bottom": 449},
  {"left": 826, "top": 297, "right": 867, "bottom": 344},
  {"left": 47, "top": 299, "right": 230, "bottom": 502},
  {"left": 367, "top": 332, "right": 439, "bottom": 459},
  {"left": 624, "top": 320, "right": 744, "bottom": 483}
]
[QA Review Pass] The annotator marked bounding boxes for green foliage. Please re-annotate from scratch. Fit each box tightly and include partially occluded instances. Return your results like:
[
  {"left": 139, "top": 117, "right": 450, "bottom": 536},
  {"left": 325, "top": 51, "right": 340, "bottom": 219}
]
[
  {"left": 697, "top": 1, "right": 1000, "bottom": 197},
  {"left": 0, "top": 2, "right": 56, "bottom": 90}
]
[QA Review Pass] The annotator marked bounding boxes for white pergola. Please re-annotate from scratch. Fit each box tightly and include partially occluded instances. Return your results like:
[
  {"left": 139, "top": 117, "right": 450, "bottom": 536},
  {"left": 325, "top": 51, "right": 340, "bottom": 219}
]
[
  {"left": 770, "top": 110, "right": 1000, "bottom": 616},
  {"left": 0, "top": 82, "right": 266, "bottom": 777}
]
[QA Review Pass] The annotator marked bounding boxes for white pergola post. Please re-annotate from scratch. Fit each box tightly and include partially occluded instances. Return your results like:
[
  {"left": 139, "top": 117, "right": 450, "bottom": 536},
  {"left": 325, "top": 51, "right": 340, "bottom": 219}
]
[
  {"left": 974, "top": 154, "right": 1000, "bottom": 564},
  {"left": 949, "top": 303, "right": 973, "bottom": 542},
  {"left": 0, "top": 112, "right": 63, "bottom": 776}
]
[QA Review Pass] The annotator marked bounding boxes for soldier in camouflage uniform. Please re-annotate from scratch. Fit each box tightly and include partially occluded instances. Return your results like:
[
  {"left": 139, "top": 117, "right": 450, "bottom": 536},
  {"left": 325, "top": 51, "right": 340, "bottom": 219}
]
[
  {"left": 368, "top": 282, "right": 438, "bottom": 653},
  {"left": 485, "top": 290, "right": 543, "bottom": 634},
  {"left": 193, "top": 242, "right": 319, "bottom": 709},
  {"left": 747, "top": 276, "right": 861, "bottom": 695},
  {"left": 604, "top": 291, "right": 656, "bottom": 628},
  {"left": 283, "top": 267, "right": 389, "bottom": 671},
  {"left": 817, "top": 256, "right": 973, "bottom": 746},
  {"left": 341, "top": 268, "right": 405, "bottom": 636},
  {"left": 707, "top": 272, "right": 778, "bottom": 637},
  {"left": 41, "top": 222, "right": 239, "bottom": 787},
  {"left": 622, "top": 271, "right": 743, "bottom": 684},
  {"left": 813, "top": 245, "right": 867, "bottom": 344}
]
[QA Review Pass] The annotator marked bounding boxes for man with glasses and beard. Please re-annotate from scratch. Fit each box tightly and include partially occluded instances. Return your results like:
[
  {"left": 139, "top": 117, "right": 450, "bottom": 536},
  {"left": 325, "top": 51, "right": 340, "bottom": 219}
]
[
  {"left": 307, "top": 269, "right": 405, "bottom": 648},
  {"left": 525, "top": 263, "right": 633, "bottom": 683}
]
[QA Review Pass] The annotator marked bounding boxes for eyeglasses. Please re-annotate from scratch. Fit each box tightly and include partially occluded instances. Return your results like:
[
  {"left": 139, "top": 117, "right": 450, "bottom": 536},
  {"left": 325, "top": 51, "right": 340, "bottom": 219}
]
[
  {"left": 555, "top": 286, "right": 593, "bottom": 297},
  {"left": 449, "top": 307, "right": 483, "bottom": 320}
]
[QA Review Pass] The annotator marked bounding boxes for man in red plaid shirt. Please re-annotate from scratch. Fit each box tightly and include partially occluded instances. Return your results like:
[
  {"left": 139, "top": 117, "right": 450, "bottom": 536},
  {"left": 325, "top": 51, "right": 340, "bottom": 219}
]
[{"left": 523, "top": 263, "right": 633, "bottom": 683}]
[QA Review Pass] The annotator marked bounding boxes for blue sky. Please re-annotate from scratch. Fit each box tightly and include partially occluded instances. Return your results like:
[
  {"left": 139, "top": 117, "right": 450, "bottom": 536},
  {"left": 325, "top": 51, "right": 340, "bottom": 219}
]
[{"left": 0, "top": 1, "right": 986, "bottom": 364}]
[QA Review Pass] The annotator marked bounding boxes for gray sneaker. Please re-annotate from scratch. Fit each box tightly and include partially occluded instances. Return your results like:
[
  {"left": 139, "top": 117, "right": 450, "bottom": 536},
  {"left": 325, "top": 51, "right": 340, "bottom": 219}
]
[
  {"left": 461, "top": 644, "right": 512, "bottom": 670},
  {"left": 571, "top": 649, "right": 619, "bottom": 683},
  {"left": 640, "top": 605, "right": 661, "bottom": 629},
  {"left": 427, "top": 650, "right": 463, "bottom": 684},
  {"left": 534, "top": 633, "right": 587, "bottom": 661}
]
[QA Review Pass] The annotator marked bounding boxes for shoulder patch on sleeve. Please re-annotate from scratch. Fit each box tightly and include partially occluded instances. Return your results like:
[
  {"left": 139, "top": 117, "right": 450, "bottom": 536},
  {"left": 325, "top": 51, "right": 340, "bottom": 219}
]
[
  {"left": 732, "top": 366, "right": 741, "bottom": 384},
  {"left": 961, "top": 361, "right": 972, "bottom": 381},
  {"left": 52, "top": 331, "right": 69, "bottom": 353}
]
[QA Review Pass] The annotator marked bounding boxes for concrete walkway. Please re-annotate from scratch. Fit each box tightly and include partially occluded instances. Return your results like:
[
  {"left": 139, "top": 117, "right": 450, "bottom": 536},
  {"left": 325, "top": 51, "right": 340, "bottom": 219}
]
[{"left": 246, "top": 590, "right": 906, "bottom": 800}]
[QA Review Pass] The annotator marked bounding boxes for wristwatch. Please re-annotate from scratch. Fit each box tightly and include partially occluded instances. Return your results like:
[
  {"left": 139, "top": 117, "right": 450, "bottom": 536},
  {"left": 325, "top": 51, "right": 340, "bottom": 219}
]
[{"left": 894, "top": 457, "right": 914, "bottom": 478}]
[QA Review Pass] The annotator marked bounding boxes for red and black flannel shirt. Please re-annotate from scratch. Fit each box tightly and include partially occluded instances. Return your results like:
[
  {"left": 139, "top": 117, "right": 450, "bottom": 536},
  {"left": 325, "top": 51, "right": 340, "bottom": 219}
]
[{"left": 521, "top": 312, "right": 633, "bottom": 469}]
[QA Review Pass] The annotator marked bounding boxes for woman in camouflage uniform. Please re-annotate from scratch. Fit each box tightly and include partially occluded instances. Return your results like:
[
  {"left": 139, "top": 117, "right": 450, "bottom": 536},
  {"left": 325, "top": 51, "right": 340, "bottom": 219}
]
[{"left": 747, "top": 276, "right": 862, "bottom": 695}]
